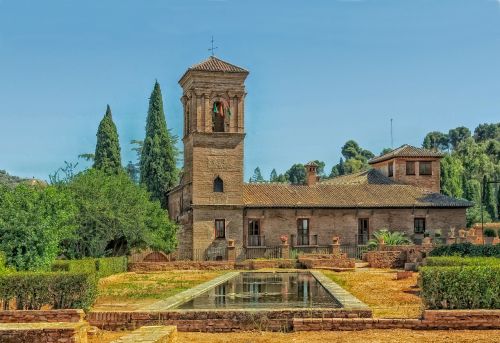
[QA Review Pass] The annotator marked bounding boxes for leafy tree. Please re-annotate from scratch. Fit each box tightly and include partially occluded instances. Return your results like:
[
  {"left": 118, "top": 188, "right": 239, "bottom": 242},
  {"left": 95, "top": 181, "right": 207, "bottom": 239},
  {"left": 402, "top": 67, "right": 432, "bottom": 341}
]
[
  {"left": 474, "top": 123, "right": 500, "bottom": 143},
  {"left": 285, "top": 164, "right": 306, "bottom": 185},
  {"left": 483, "top": 175, "right": 498, "bottom": 221},
  {"left": 341, "top": 140, "right": 362, "bottom": 160},
  {"left": 380, "top": 148, "right": 393, "bottom": 155},
  {"left": 48, "top": 161, "right": 79, "bottom": 185},
  {"left": 93, "top": 105, "right": 122, "bottom": 174},
  {"left": 249, "top": 167, "right": 265, "bottom": 183},
  {"left": 422, "top": 131, "right": 449, "bottom": 151},
  {"left": 344, "top": 158, "right": 365, "bottom": 174},
  {"left": 330, "top": 158, "right": 346, "bottom": 178},
  {"left": 0, "top": 184, "right": 76, "bottom": 271},
  {"left": 140, "top": 81, "right": 178, "bottom": 207},
  {"left": 313, "top": 160, "right": 326, "bottom": 179},
  {"left": 60, "top": 169, "right": 177, "bottom": 258},
  {"left": 440, "top": 154, "right": 464, "bottom": 198},
  {"left": 126, "top": 161, "right": 139, "bottom": 183},
  {"left": 270, "top": 169, "right": 278, "bottom": 182},
  {"left": 0, "top": 170, "right": 27, "bottom": 188},
  {"left": 448, "top": 126, "right": 471, "bottom": 150}
]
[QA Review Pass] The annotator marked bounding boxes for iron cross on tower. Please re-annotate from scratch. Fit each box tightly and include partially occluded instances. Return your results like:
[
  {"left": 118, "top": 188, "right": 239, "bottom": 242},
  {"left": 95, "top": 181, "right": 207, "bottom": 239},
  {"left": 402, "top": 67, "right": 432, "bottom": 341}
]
[{"left": 208, "top": 36, "right": 218, "bottom": 56}]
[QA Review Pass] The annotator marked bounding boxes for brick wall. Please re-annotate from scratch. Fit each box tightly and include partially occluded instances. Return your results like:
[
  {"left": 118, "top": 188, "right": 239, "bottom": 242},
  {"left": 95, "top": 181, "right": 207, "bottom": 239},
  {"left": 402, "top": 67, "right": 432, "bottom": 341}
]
[
  {"left": 363, "top": 251, "right": 406, "bottom": 268},
  {"left": 0, "top": 309, "right": 85, "bottom": 323},
  {"left": 298, "top": 254, "right": 355, "bottom": 269},
  {"left": 0, "top": 322, "right": 88, "bottom": 343}
]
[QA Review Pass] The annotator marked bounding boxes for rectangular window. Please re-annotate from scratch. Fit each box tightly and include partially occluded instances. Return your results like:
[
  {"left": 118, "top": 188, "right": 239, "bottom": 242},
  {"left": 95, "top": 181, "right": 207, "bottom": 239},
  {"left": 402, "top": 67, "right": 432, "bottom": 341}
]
[
  {"left": 406, "top": 161, "right": 415, "bottom": 175},
  {"left": 215, "top": 219, "right": 225, "bottom": 239},
  {"left": 414, "top": 218, "right": 426, "bottom": 234},
  {"left": 358, "top": 218, "right": 369, "bottom": 245},
  {"left": 247, "top": 219, "right": 261, "bottom": 246},
  {"left": 297, "top": 218, "right": 310, "bottom": 245},
  {"left": 419, "top": 161, "right": 432, "bottom": 175},
  {"left": 388, "top": 162, "right": 394, "bottom": 177}
]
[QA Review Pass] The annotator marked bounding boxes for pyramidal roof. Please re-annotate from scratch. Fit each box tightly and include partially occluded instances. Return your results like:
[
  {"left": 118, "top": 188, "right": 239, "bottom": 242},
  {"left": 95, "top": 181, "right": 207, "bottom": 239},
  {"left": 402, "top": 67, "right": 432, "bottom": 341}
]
[
  {"left": 369, "top": 144, "right": 444, "bottom": 164},
  {"left": 187, "top": 56, "right": 248, "bottom": 73}
]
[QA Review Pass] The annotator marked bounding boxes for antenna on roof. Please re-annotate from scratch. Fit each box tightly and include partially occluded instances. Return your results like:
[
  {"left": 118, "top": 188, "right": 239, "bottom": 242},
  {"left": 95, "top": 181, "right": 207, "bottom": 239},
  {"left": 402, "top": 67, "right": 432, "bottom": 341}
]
[
  {"left": 208, "top": 36, "right": 218, "bottom": 56},
  {"left": 390, "top": 118, "right": 394, "bottom": 148}
]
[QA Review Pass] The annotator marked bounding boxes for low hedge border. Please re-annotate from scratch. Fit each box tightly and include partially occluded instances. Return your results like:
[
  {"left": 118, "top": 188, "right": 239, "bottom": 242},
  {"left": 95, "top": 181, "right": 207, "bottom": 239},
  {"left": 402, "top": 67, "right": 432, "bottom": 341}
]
[
  {"left": 420, "top": 264, "right": 500, "bottom": 310},
  {"left": 425, "top": 256, "right": 500, "bottom": 267},
  {"left": 51, "top": 257, "right": 127, "bottom": 278},
  {"left": 429, "top": 243, "right": 500, "bottom": 257}
]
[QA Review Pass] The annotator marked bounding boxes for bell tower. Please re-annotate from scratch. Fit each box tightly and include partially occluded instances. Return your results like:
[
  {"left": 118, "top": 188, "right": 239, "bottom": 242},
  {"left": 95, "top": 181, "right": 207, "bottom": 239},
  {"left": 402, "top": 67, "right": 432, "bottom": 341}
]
[{"left": 176, "top": 56, "right": 248, "bottom": 259}]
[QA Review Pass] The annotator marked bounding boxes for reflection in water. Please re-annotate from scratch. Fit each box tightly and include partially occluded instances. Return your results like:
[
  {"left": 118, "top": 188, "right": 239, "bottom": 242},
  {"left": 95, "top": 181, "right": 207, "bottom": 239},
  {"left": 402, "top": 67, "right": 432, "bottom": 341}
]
[{"left": 177, "top": 272, "right": 341, "bottom": 309}]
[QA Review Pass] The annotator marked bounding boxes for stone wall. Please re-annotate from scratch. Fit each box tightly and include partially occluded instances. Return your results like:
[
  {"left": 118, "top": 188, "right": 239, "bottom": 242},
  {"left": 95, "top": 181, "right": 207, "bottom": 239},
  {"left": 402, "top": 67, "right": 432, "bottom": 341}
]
[
  {"left": 294, "top": 310, "right": 500, "bottom": 331},
  {"left": 110, "top": 325, "right": 177, "bottom": 343},
  {"left": 0, "top": 309, "right": 85, "bottom": 323},
  {"left": 0, "top": 322, "right": 88, "bottom": 343},
  {"left": 363, "top": 251, "right": 406, "bottom": 268},
  {"left": 236, "top": 259, "right": 298, "bottom": 270},
  {"left": 298, "top": 254, "right": 355, "bottom": 269},
  {"left": 128, "top": 261, "right": 235, "bottom": 272}
]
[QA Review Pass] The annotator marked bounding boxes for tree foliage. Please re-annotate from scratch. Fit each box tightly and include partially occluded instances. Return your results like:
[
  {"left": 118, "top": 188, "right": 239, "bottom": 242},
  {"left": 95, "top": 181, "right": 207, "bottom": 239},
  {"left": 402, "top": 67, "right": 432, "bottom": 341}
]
[
  {"left": 448, "top": 126, "right": 471, "bottom": 150},
  {"left": 93, "top": 105, "right": 122, "bottom": 174},
  {"left": 329, "top": 140, "right": 374, "bottom": 177},
  {"left": 0, "top": 184, "right": 76, "bottom": 271},
  {"left": 285, "top": 164, "right": 306, "bottom": 185},
  {"left": 423, "top": 131, "right": 449, "bottom": 151},
  {"left": 249, "top": 167, "right": 265, "bottom": 183},
  {"left": 59, "top": 169, "right": 177, "bottom": 258},
  {"left": 140, "top": 82, "right": 178, "bottom": 207},
  {"left": 270, "top": 169, "right": 278, "bottom": 182}
]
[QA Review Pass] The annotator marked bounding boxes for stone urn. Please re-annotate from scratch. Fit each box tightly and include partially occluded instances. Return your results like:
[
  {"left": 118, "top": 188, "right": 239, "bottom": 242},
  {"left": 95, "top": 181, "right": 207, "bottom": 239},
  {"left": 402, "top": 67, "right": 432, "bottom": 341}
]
[
  {"left": 332, "top": 236, "right": 340, "bottom": 245},
  {"left": 280, "top": 235, "right": 288, "bottom": 244},
  {"left": 458, "top": 229, "right": 466, "bottom": 238},
  {"left": 227, "top": 239, "right": 235, "bottom": 248},
  {"left": 422, "top": 236, "right": 432, "bottom": 245}
]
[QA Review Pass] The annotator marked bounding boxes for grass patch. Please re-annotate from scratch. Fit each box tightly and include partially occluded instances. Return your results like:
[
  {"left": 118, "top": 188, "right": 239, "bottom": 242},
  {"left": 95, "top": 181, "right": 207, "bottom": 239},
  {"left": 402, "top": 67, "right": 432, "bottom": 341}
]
[{"left": 322, "top": 269, "right": 422, "bottom": 318}]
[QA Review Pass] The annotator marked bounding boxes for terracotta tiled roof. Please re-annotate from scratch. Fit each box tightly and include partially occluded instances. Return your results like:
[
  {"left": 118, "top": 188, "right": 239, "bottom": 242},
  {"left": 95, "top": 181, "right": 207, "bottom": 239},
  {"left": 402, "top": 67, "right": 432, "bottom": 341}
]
[
  {"left": 243, "top": 169, "right": 472, "bottom": 208},
  {"left": 369, "top": 144, "right": 444, "bottom": 164},
  {"left": 188, "top": 56, "right": 248, "bottom": 73}
]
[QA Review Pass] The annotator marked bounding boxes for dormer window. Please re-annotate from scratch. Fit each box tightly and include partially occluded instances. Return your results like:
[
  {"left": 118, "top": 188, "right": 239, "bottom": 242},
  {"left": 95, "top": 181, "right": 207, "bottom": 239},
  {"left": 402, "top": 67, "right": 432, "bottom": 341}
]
[
  {"left": 406, "top": 161, "right": 415, "bottom": 175},
  {"left": 419, "top": 161, "right": 432, "bottom": 176},
  {"left": 213, "top": 176, "right": 224, "bottom": 192}
]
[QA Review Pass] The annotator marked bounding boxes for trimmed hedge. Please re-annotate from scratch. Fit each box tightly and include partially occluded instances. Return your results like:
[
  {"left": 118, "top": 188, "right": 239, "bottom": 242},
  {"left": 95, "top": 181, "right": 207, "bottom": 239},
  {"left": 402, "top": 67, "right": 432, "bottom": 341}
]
[
  {"left": 420, "top": 265, "right": 500, "bottom": 310},
  {"left": 51, "top": 257, "right": 127, "bottom": 278},
  {"left": 96, "top": 257, "right": 128, "bottom": 278},
  {"left": 429, "top": 243, "right": 500, "bottom": 257},
  {"left": 426, "top": 256, "right": 500, "bottom": 267},
  {"left": 0, "top": 271, "right": 97, "bottom": 310}
]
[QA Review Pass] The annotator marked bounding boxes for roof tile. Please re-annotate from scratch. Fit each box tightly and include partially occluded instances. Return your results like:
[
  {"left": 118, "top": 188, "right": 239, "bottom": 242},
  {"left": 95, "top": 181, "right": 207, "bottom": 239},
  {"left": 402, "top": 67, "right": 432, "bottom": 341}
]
[{"left": 369, "top": 144, "right": 444, "bottom": 164}]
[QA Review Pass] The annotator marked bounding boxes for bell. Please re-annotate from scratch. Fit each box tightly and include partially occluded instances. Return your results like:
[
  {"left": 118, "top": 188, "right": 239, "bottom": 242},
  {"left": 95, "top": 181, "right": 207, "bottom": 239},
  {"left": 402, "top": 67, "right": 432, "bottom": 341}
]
[{"left": 213, "top": 103, "right": 218, "bottom": 113}]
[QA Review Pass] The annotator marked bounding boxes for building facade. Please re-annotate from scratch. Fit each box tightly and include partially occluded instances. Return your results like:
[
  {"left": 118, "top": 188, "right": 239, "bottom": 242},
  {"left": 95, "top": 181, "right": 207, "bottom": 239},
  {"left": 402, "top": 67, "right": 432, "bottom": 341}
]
[{"left": 167, "top": 56, "right": 472, "bottom": 260}]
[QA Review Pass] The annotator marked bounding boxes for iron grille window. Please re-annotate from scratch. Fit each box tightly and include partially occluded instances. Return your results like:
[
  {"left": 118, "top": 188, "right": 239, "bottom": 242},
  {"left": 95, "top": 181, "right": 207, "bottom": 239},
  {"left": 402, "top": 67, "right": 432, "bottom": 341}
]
[
  {"left": 414, "top": 218, "right": 426, "bottom": 234},
  {"left": 406, "top": 161, "right": 415, "bottom": 175},
  {"left": 388, "top": 162, "right": 394, "bottom": 177},
  {"left": 419, "top": 161, "right": 432, "bottom": 175},
  {"left": 297, "top": 218, "right": 310, "bottom": 245},
  {"left": 248, "top": 219, "right": 261, "bottom": 246},
  {"left": 215, "top": 219, "right": 225, "bottom": 239}
]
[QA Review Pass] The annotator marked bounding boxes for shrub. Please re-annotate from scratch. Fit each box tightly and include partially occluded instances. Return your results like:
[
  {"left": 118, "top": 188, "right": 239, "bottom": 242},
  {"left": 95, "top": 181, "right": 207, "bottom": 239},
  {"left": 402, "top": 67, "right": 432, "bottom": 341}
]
[
  {"left": 367, "top": 229, "right": 412, "bottom": 250},
  {"left": 425, "top": 256, "right": 500, "bottom": 267},
  {"left": 96, "top": 257, "right": 127, "bottom": 278},
  {"left": 420, "top": 265, "right": 500, "bottom": 309},
  {"left": 429, "top": 243, "right": 500, "bottom": 257},
  {"left": 484, "top": 228, "right": 497, "bottom": 237},
  {"left": 0, "top": 271, "right": 97, "bottom": 310},
  {"left": 0, "top": 253, "right": 13, "bottom": 274},
  {"left": 51, "top": 259, "right": 97, "bottom": 274}
]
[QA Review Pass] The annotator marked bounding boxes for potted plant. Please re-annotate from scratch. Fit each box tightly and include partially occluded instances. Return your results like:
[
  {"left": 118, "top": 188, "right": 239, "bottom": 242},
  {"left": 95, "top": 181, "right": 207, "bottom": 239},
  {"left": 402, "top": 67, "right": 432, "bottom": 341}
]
[{"left": 484, "top": 228, "right": 496, "bottom": 245}]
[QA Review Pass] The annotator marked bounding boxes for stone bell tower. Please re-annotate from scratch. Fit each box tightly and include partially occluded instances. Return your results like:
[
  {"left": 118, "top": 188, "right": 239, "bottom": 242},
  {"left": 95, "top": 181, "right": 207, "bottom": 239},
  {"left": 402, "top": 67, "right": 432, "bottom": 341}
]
[{"left": 175, "top": 56, "right": 248, "bottom": 259}]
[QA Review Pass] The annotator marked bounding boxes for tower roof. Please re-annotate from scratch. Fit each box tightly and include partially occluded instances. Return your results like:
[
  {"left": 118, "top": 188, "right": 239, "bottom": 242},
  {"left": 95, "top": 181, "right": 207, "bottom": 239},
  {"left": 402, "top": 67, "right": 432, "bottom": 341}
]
[
  {"left": 188, "top": 56, "right": 248, "bottom": 73},
  {"left": 368, "top": 144, "right": 444, "bottom": 164}
]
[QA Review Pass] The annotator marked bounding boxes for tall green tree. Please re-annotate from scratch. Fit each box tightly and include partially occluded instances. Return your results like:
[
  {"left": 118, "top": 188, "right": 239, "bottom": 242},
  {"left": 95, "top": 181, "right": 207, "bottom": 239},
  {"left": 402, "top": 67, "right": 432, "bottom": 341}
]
[
  {"left": 330, "top": 158, "right": 346, "bottom": 178},
  {"left": 93, "top": 105, "right": 122, "bottom": 174},
  {"left": 448, "top": 126, "right": 471, "bottom": 150},
  {"left": 270, "top": 169, "right": 278, "bottom": 182},
  {"left": 140, "top": 81, "right": 178, "bottom": 207},
  {"left": 422, "top": 131, "right": 449, "bottom": 151},
  {"left": 440, "top": 154, "right": 464, "bottom": 198},
  {"left": 483, "top": 175, "right": 498, "bottom": 221},
  {"left": 285, "top": 164, "right": 306, "bottom": 185},
  {"left": 474, "top": 123, "right": 500, "bottom": 142},
  {"left": 249, "top": 167, "right": 265, "bottom": 183}
]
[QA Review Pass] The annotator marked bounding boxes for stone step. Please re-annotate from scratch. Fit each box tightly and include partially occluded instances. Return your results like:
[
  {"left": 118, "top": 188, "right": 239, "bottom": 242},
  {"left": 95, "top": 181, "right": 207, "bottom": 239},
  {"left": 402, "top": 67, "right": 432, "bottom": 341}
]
[
  {"left": 110, "top": 325, "right": 177, "bottom": 343},
  {"left": 355, "top": 262, "right": 369, "bottom": 268}
]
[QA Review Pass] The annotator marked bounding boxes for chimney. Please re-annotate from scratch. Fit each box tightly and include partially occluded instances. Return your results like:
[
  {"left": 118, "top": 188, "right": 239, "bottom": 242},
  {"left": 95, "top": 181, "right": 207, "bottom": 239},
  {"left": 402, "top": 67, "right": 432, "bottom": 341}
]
[{"left": 305, "top": 161, "right": 318, "bottom": 186}]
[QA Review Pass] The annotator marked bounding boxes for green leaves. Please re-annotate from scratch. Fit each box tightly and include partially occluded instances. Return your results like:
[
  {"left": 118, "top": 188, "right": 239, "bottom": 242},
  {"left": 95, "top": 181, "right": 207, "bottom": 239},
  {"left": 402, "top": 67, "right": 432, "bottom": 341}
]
[
  {"left": 367, "top": 229, "right": 412, "bottom": 249},
  {"left": 93, "top": 105, "right": 122, "bottom": 175}
]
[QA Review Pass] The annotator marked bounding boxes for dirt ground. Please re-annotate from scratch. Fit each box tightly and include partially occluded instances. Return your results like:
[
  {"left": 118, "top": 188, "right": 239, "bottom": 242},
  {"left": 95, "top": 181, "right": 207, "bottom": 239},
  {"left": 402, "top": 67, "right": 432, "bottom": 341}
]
[{"left": 93, "top": 330, "right": 500, "bottom": 343}]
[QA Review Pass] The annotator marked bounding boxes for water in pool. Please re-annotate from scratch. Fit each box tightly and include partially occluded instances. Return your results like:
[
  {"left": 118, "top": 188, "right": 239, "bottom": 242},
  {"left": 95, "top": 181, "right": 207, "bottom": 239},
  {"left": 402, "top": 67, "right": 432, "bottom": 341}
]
[{"left": 176, "top": 272, "right": 342, "bottom": 309}]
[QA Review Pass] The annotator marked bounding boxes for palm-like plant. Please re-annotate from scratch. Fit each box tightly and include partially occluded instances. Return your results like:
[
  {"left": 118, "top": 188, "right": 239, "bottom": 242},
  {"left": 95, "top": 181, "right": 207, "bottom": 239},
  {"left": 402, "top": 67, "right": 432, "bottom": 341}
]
[{"left": 367, "top": 229, "right": 412, "bottom": 249}]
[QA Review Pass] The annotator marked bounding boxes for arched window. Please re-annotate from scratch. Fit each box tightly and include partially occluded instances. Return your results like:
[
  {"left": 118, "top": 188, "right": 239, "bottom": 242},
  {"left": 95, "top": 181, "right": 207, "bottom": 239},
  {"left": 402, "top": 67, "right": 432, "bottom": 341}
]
[
  {"left": 212, "top": 101, "right": 225, "bottom": 132},
  {"left": 214, "top": 176, "right": 224, "bottom": 192}
]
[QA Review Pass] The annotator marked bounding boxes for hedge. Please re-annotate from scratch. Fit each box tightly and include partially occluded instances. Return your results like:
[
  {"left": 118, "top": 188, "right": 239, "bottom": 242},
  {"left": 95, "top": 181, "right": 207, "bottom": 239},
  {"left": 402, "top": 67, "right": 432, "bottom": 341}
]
[
  {"left": 429, "top": 243, "right": 500, "bottom": 257},
  {"left": 51, "top": 257, "right": 127, "bottom": 278},
  {"left": 96, "top": 257, "right": 128, "bottom": 278},
  {"left": 420, "top": 265, "right": 500, "bottom": 310},
  {"left": 425, "top": 256, "right": 500, "bottom": 267},
  {"left": 0, "top": 271, "right": 97, "bottom": 310}
]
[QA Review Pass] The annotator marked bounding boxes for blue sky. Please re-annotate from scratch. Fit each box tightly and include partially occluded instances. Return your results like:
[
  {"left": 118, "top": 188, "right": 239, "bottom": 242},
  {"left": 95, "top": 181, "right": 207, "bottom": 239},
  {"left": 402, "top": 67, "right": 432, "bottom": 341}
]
[{"left": 1, "top": 0, "right": 499, "bottom": 181}]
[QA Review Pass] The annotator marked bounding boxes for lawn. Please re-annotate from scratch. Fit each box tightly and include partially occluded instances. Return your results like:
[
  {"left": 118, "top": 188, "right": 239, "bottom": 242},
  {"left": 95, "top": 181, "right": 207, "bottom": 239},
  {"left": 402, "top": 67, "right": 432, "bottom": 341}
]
[
  {"left": 93, "top": 270, "right": 227, "bottom": 311},
  {"left": 322, "top": 268, "right": 422, "bottom": 318}
]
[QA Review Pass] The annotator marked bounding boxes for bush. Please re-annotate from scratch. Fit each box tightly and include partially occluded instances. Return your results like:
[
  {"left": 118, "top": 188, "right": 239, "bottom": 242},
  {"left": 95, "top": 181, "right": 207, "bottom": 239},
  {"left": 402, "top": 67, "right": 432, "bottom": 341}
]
[
  {"left": 429, "top": 243, "right": 500, "bottom": 257},
  {"left": 96, "top": 257, "right": 127, "bottom": 278},
  {"left": 0, "top": 253, "right": 12, "bottom": 274},
  {"left": 484, "top": 228, "right": 497, "bottom": 237},
  {"left": 420, "top": 265, "right": 500, "bottom": 309},
  {"left": 425, "top": 256, "right": 500, "bottom": 267},
  {"left": 0, "top": 271, "right": 97, "bottom": 310},
  {"left": 51, "top": 258, "right": 97, "bottom": 274}
]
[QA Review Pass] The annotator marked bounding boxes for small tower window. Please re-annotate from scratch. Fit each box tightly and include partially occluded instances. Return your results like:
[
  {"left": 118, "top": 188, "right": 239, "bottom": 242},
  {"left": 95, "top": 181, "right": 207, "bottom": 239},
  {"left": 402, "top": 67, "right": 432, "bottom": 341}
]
[
  {"left": 214, "top": 176, "right": 224, "bottom": 192},
  {"left": 212, "top": 101, "right": 225, "bottom": 132},
  {"left": 388, "top": 162, "right": 394, "bottom": 177}
]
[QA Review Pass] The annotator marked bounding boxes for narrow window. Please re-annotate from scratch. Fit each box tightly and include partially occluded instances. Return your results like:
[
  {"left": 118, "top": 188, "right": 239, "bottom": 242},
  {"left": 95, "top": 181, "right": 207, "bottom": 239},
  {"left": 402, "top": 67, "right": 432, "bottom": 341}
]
[
  {"left": 248, "top": 219, "right": 261, "bottom": 246},
  {"left": 213, "top": 176, "right": 224, "bottom": 192},
  {"left": 215, "top": 219, "right": 225, "bottom": 239},
  {"left": 212, "top": 101, "right": 225, "bottom": 132},
  {"left": 414, "top": 218, "right": 426, "bottom": 234},
  {"left": 297, "top": 218, "right": 310, "bottom": 245},
  {"left": 388, "top": 162, "right": 394, "bottom": 177},
  {"left": 419, "top": 161, "right": 432, "bottom": 175},
  {"left": 406, "top": 161, "right": 415, "bottom": 175},
  {"left": 358, "top": 218, "right": 369, "bottom": 245}
]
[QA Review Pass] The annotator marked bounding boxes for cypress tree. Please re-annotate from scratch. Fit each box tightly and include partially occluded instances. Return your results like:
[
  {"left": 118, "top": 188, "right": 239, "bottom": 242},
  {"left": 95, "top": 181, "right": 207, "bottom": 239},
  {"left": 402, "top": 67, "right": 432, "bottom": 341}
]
[
  {"left": 483, "top": 175, "right": 498, "bottom": 221},
  {"left": 140, "top": 81, "right": 178, "bottom": 207},
  {"left": 93, "top": 105, "right": 122, "bottom": 174}
]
